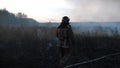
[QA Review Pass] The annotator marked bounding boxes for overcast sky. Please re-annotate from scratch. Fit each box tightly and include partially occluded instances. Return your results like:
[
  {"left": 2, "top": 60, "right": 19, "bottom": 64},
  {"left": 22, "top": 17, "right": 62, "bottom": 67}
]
[{"left": 0, "top": 0, "right": 120, "bottom": 22}]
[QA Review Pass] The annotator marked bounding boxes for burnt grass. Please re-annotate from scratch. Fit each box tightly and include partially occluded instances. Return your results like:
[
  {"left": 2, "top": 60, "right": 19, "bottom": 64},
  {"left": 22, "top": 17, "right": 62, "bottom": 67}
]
[
  {"left": 0, "top": 27, "right": 120, "bottom": 68},
  {"left": 68, "top": 35, "right": 120, "bottom": 68}
]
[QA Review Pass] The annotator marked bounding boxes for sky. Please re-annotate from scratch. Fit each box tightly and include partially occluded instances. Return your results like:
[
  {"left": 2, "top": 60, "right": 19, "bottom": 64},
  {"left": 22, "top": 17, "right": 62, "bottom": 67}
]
[{"left": 0, "top": 0, "right": 120, "bottom": 22}]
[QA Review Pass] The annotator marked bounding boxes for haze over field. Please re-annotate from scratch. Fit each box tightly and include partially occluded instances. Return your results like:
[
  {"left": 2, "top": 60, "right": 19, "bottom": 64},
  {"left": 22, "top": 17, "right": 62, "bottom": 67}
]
[
  {"left": 0, "top": 0, "right": 120, "bottom": 22},
  {"left": 1, "top": 1, "right": 120, "bottom": 68}
]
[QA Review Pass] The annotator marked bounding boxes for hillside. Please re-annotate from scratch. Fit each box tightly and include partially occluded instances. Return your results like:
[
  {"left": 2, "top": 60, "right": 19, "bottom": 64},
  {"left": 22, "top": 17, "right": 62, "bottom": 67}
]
[{"left": 0, "top": 9, "right": 39, "bottom": 26}]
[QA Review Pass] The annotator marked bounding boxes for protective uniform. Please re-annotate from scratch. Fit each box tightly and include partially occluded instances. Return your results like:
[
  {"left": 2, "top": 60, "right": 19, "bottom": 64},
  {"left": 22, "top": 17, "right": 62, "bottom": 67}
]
[
  {"left": 56, "top": 16, "right": 74, "bottom": 67},
  {"left": 56, "top": 25, "right": 74, "bottom": 48}
]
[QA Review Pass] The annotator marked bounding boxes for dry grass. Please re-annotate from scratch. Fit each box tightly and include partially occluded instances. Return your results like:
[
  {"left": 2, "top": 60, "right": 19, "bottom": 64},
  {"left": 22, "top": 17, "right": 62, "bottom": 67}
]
[{"left": 0, "top": 25, "right": 120, "bottom": 68}]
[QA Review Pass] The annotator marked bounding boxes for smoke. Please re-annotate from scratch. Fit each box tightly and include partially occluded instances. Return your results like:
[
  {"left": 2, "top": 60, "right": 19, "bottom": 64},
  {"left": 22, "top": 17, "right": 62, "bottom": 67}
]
[{"left": 66, "top": 0, "right": 120, "bottom": 22}]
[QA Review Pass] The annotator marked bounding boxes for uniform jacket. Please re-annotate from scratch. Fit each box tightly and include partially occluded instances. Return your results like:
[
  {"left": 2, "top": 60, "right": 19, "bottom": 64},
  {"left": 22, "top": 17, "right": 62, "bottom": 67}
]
[{"left": 56, "top": 24, "right": 74, "bottom": 48}]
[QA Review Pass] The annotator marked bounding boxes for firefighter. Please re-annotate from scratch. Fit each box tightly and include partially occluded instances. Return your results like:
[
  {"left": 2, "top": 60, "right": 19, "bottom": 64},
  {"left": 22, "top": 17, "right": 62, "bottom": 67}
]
[{"left": 56, "top": 16, "right": 74, "bottom": 68}]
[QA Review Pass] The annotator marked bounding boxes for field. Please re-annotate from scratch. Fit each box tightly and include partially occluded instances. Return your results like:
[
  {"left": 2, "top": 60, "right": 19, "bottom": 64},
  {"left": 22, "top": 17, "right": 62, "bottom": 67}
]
[{"left": 0, "top": 25, "right": 120, "bottom": 68}]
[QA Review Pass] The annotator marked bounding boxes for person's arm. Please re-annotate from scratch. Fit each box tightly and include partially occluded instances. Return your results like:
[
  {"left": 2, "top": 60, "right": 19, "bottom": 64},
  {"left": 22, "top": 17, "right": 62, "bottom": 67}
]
[
  {"left": 56, "top": 28, "right": 59, "bottom": 38},
  {"left": 68, "top": 25, "right": 75, "bottom": 54},
  {"left": 68, "top": 25, "right": 75, "bottom": 45}
]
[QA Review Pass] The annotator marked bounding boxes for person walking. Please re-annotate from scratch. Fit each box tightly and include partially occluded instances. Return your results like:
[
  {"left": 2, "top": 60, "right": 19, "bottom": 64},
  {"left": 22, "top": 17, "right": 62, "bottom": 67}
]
[{"left": 56, "top": 16, "right": 74, "bottom": 68}]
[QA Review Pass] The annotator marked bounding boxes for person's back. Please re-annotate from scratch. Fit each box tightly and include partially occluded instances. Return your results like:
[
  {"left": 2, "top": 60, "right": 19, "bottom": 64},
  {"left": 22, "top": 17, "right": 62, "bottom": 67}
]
[
  {"left": 56, "top": 16, "right": 74, "bottom": 68},
  {"left": 57, "top": 24, "right": 73, "bottom": 48}
]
